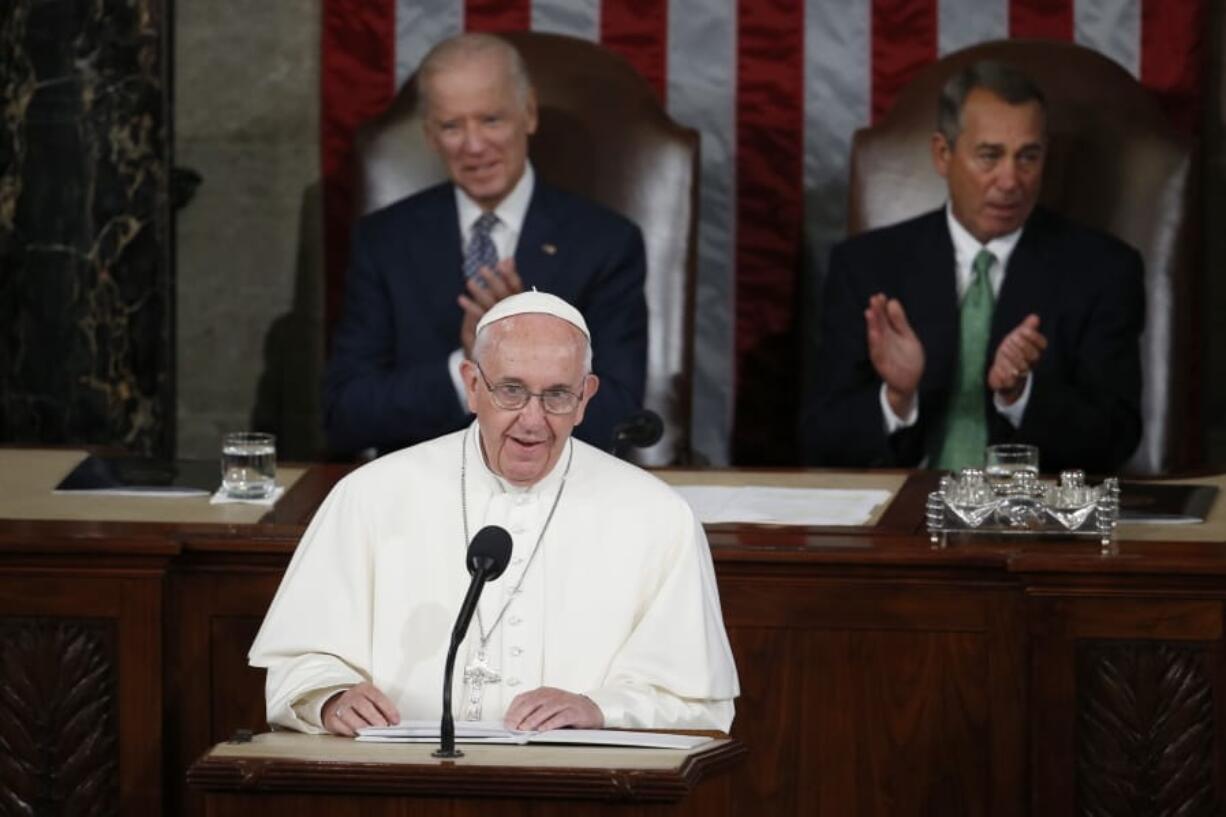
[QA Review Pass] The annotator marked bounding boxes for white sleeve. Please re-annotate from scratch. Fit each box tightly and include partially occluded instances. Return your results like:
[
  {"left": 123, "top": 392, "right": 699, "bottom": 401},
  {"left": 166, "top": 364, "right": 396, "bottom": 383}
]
[
  {"left": 993, "top": 372, "right": 1033, "bottom": 428},
  {"left": 583, "top": 504, "right": 740, "bottom": 731},
  {"left": 880, "top": 382, "right": 919, "bottom": 434},
  {"left": 289, "top": 685, "right": 352, "bottom": 731},
  {"left": 248, "top": 477, "right": 375, "bottom": 733}
]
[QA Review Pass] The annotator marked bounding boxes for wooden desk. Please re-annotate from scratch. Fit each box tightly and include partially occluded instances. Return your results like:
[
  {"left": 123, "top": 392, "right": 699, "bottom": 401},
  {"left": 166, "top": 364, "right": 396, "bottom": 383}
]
[
  {"left": 2, "top": 451, "right": 1225, "bottom": 816},
  {"left": 187, "top": 732, "right": 744, "bottom": 816}
]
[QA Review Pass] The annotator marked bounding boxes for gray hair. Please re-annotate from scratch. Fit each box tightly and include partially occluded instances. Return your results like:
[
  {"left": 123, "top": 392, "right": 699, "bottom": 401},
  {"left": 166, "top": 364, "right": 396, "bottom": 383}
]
[
  {"left": 472, "top": 315, "right": 594, "bottom": 376},
  {"left": 937, "top": 60, "right": 1046, "bottom": 145},
  {"left": 416, "top": 33, "right": 533, "bottom": 114}
]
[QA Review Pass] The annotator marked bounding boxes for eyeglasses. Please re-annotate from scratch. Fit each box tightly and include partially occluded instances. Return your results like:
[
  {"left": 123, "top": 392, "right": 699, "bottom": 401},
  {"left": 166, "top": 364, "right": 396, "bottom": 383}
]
[{"left": 475, "top": 364, "right": 583, "bottom": 414}]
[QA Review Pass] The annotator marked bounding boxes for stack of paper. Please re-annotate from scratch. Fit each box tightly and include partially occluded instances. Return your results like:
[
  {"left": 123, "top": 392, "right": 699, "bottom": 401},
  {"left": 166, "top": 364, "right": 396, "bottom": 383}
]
[
  {"left": 356, "top": 720, "right": 711, "bottom": 750},
  {"left": 673, "top": 485, "right": 892, "bottom": 526}
]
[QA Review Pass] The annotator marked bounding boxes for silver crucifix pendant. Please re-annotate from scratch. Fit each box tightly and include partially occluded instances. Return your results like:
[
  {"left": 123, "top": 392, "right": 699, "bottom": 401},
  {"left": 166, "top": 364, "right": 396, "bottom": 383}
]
[{"left": 462, "top": 648, "right": 501, "bottom": 721}]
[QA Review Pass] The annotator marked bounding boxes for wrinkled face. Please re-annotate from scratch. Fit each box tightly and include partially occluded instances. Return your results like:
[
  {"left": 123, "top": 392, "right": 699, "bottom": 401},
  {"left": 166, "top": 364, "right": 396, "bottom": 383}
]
[
  {"left": 462, "top": 315, "right": 598, "bottom": 486},
  {"left": 933, "top": 87, "right": 1046, "bottom": 243},
  {"left": 422, "top": 51, "right": 538, "bottom": 210}
]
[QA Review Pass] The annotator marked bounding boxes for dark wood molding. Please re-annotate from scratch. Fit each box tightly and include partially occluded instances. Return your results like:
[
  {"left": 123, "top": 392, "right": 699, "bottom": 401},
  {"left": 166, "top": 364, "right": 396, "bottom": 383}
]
[{"left": 187, "top": 738, "right": 745, "bottom": 802}]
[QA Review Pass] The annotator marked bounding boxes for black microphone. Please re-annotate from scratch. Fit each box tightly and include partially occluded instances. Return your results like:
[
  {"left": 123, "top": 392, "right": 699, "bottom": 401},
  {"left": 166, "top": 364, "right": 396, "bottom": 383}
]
[
  {"left": 610, "top": 409, "right": 665, "bottom": 459},
  {"left": 434, "top": 525, "right": 512, "bottom": 758}
]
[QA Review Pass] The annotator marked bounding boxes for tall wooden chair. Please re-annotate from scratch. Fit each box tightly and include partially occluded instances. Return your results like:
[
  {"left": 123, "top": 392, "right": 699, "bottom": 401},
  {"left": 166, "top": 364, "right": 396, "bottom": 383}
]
[{"left": 353, "top": 32, "right": 698, "bottom": 465}]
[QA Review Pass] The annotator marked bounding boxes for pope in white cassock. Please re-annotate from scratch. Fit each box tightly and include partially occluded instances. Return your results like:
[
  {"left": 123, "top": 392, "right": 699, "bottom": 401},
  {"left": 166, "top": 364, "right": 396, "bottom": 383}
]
[{"left": 249, "top": 291, "right": 740, "bottom": 735}]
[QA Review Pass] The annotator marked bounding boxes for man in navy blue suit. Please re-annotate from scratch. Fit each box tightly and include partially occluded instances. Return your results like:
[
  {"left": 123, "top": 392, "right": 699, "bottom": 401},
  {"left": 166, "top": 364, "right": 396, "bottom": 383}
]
[
  {"left": 324, "top": 33, "right": 647, "bottom": 455},
  {"left": 802, "top": 61, "right": 1143, "bottom": 474}
]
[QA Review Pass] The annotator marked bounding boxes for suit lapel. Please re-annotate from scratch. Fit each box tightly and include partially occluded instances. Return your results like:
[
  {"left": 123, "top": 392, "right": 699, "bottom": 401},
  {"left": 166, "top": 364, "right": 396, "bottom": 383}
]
[
  {"left": 906, "top": 211, "right": 959, "bottom": 394},
  {"left": 515, "top": 182, "right": 564, "bottom": 291},
  {"left": 416, "top": 185, "right": 465, "bottom": 326},
  {"left": 992, "top": 209, "right": 1054, "bottom": 350}
]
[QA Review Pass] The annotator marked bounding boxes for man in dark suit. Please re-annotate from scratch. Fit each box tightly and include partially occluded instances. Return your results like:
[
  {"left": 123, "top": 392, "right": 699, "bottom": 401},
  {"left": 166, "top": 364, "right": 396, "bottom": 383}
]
[
  {"left": 324, "top": 33, "right": 647, "bottom": 455},
  {"left": 802, "top": 61, "right": 1143, "bottom": 474}
]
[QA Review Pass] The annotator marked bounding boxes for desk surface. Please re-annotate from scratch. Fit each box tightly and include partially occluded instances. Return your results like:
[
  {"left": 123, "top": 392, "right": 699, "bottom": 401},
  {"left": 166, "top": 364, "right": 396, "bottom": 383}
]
[
  {"left": 2, "top": 447, "right": 1226, "bottom": 573},
  {"left": 188, "top": 732, "right": 745, "bottom": 802},
  {"left": 0, "top": 448, "right": 309, "bottom": 525},
  {"left": 201, "top": 730, "right": 727, "bottom": 770}
]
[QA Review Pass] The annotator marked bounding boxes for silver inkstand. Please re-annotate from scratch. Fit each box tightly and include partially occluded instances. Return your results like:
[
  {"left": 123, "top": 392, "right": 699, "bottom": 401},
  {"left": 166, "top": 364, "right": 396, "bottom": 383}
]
[{"left": 926, "top": 468, "right": 1121, "bottom": 555}]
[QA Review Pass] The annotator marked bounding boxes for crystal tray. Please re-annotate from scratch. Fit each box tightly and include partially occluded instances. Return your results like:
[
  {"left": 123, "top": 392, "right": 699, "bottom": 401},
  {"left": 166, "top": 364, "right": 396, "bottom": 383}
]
[{"left": 926, "top": 468, "right": 1120, "bottom": 552}]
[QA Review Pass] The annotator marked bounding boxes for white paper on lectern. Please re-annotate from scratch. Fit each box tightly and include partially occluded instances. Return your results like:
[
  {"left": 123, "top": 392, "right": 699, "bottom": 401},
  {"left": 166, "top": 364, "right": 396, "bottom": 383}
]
[
  {"left": 672, "top": 485, "right": 892, "bottom": 526},
  {"left": 356, "top": 720, "right": 711, "bottom": 749}
]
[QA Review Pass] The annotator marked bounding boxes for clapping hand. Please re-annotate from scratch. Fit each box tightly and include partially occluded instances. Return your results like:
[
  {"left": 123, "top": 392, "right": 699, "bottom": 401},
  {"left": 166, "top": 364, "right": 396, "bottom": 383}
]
[
  {"left": 459, "top": 258, "right": 524, "bottom": 358},
  {"left": 988, "top": 314, "right": 1046, "bottom": 404},
  {"left": 864, "top": 293, "right": 925, "bottom": 417}
]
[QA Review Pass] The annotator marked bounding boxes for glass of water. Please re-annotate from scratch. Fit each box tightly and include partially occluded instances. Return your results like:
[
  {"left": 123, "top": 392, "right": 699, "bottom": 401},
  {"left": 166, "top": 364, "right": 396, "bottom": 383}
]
[
  {"left": 984, "top": 443, "right": 1039, "bottom": 483},
  {"left": 221, "top": 432, "right": 277, "bottom": 499}
]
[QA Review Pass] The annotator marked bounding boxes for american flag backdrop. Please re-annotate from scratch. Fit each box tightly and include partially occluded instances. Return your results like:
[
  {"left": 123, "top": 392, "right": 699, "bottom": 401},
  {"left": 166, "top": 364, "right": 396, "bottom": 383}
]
[{"left": 321, "top": 0, "right": 1207, "bottom": 465}]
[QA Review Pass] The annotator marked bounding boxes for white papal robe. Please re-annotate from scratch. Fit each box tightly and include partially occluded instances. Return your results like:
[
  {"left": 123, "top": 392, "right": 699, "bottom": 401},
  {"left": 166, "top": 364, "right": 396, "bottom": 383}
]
[{"left": 249, "top": 423, "right": 740, "bottom": 733}]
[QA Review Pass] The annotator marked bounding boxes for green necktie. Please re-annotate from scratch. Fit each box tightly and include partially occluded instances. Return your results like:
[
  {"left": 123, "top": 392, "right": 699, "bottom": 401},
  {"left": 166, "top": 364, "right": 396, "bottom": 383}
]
[{"left": 934, "top": 249, "right": 996, "bottom": 471}]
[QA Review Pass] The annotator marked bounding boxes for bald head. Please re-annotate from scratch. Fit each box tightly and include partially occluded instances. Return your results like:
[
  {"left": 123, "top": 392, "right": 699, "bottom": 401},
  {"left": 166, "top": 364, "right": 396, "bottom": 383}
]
[{"left": 417, "top": 33, "right": 533, "bottom": 115}]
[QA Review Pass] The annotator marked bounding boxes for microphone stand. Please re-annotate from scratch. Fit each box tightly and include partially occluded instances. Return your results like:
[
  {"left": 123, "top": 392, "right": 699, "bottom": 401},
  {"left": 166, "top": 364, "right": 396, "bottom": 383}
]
[
  {"left": 437, "top": 646, "right": 462, "bottom": 757},
  {"left": 434, "top": 560, "right": 495, "bottom": 758}
]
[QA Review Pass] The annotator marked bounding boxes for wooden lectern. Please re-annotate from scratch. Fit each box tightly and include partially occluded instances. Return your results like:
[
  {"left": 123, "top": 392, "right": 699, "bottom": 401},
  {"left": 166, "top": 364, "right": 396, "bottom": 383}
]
[{"left": 187, "top": 732, "right": 745, "bottom": 816}]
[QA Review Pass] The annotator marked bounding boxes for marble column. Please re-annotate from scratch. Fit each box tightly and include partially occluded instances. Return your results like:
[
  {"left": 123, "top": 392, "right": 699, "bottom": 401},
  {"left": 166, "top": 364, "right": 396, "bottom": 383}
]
[{"left": 0, "top": 0, "right": 172, "bottom": 455}]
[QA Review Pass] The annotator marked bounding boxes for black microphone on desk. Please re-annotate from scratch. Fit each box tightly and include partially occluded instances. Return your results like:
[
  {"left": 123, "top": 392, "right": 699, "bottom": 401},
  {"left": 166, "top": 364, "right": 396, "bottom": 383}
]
[
  {"left": 610, "top": 409, "right": 664, "bottom": 460},
  {"left": 434, "top": 525, "right": 512, "bottom": 758}
]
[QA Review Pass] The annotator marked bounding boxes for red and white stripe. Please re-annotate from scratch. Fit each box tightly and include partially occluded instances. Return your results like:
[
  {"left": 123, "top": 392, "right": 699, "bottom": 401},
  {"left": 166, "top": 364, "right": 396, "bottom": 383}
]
[{"left": 322, "top": 0, "right": 1207, "bottom": 465}]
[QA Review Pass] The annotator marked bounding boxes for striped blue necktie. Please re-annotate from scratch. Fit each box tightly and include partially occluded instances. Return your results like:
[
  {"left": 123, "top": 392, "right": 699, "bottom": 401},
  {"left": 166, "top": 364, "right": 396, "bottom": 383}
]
[{"left": 463, "top": 212, "right": 499, "bottom": 281}]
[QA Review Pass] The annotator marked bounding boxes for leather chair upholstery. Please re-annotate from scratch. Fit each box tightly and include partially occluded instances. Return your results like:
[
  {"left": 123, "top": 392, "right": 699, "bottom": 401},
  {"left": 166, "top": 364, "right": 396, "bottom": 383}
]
[
  {"left": 353, "top": 31, "right": 698, "bottom": 465},
  {"left": 848, "top": 39, "right": 1199, "bottom": 475}
]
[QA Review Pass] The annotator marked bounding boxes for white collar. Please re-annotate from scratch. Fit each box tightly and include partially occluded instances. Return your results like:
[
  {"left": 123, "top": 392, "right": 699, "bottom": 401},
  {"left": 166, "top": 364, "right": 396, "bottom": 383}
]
[
  {"left": 455, "top": 163, "right": 535, "bottom": 237},
  {"left": 945, "top": 204, "right": 1024, "bottom": 299},
  {"left": 465, "top": 420, "right": 571, "bottom": 498}
]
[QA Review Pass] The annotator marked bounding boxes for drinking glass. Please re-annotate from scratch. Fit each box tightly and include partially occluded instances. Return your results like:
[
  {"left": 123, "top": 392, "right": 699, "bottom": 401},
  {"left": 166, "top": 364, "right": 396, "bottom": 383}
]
[
  {"left": 221, "top": 432, "right": 277, "bottom": 499},
  {"left": 984, "top": 443, "right": 1039, "bottom": 483}
]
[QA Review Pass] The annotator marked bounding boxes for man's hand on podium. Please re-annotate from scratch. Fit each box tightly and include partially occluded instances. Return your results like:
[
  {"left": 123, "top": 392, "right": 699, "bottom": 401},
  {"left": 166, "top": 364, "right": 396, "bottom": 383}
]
[
  {"left": 323, "top": 682, "right": 401, "bottom": 736},
  {"left": 504, "top": 687, "right": 604, "bottom": 732}
]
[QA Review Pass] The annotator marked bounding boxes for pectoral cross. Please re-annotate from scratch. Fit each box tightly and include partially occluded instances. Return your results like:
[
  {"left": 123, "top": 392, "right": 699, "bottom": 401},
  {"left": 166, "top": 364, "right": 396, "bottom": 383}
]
[{"left": 462, "top": 648, "right": 501, "bottom": 721}]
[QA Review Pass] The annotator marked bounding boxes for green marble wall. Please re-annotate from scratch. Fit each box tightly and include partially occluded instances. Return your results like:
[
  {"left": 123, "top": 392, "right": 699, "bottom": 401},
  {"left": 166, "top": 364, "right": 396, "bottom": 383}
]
[{"left": 0, "top": 0, "right": 172, "bottom": 455}]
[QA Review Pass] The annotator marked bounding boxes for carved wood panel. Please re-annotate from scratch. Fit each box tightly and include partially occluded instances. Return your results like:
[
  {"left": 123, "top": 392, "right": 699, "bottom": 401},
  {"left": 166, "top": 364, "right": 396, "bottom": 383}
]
[
  {"left": 0, "top": 617, "right": 119, "bottom": 816},
  {"left": 1076, "top": 641, "right": 1219, "bottom": 817},
  {"left": 1029, "top": 595, "right": 1224, "bottom": 816}
]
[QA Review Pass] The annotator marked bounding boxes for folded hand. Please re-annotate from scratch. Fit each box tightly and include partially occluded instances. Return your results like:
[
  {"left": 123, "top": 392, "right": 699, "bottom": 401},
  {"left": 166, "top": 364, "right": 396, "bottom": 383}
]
[
  {"left": 504, "top": 686, "right": 604, "bottom": 732},
  {"left": 322, "top": 682, "right": 400, "bottom": 737}
]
